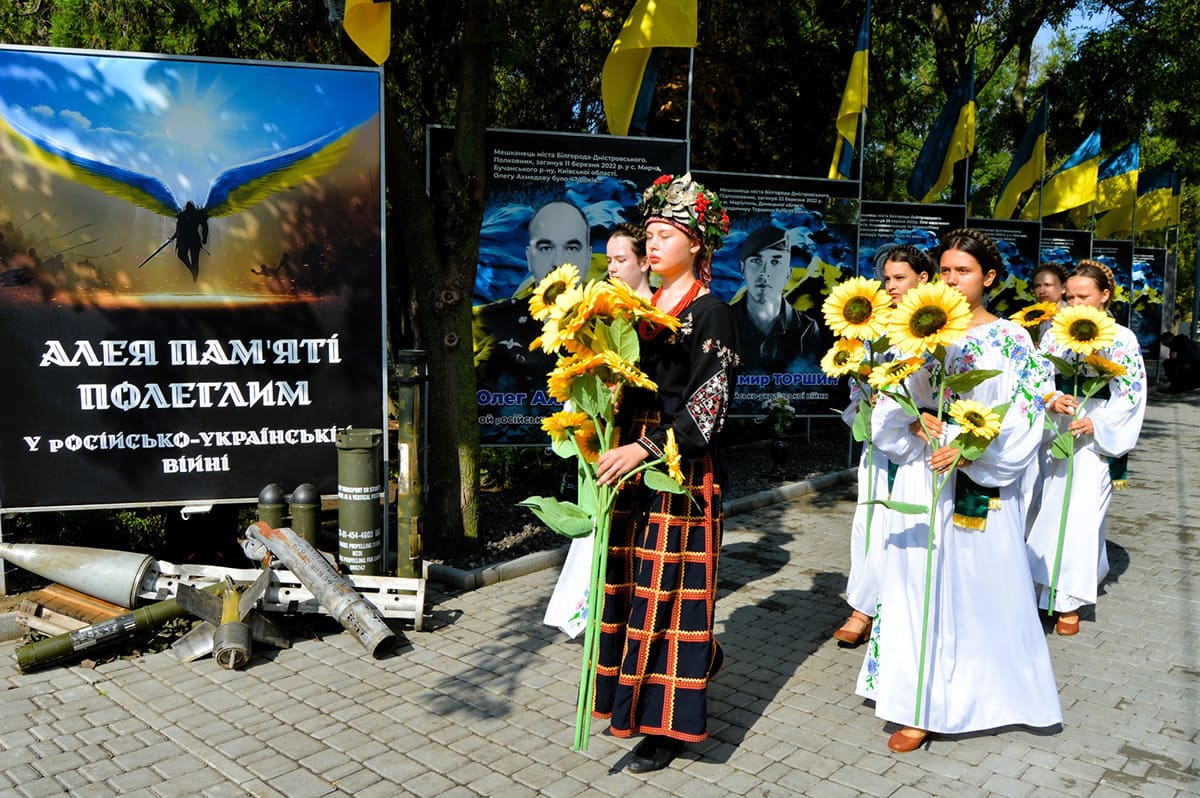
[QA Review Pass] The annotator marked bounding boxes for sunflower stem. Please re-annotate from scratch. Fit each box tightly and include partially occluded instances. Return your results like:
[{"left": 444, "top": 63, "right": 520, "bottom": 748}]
[
  {"left": 863, "top": 442, "right": 875, "bottom": 556},
  {"left": 1047, "top": 373, "right": 1080, "bottom": 617},
  {"left": 912, "top": 350, "right": 959, "bottom": 728},
  {"left": 573, "top": 486, "right": 614, "bottom": 751}
]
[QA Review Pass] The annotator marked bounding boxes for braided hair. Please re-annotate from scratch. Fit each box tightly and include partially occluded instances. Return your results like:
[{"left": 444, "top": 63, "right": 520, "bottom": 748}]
[
  {"left": 609, "top": 222, "right": 647, "bottom": 260},
  {"left": 937, "top": 227, "right": 1005, "bottom": 283},
  {"left": 1031, "top": 261, "right": 1069, "bottom": 286},
  {"left": 883, "top": 244, "right": 935, "bottom": 281},
  {"left": 1071, "top": 259, "right": 1116, "bottom": 309}
]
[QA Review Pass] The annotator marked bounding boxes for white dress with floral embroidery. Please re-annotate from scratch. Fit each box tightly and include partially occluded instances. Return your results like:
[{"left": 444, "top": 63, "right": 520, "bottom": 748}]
[
  {"left": 841, "top": 371, "right": 892, "bottom": 617},
  {"left": 1026, "top": 323, "right": 1146, "bottom": 613},
  {"left": 856, "top": 319, "right": 1062, "bottom": 734}
]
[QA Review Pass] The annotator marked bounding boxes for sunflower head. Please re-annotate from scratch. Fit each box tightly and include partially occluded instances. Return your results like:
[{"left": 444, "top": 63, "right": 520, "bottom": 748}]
[
  {"left": 664, "top": 429, "right": 684, "bottom": 485},
  {"left": 822, "top": 277, "right": 892, "bottom": 340},
  {"left": 888, "top": 282, "right": 972, "bottom": 355},
  {"left": 574, "top": 422, "right": 602, "bottom": 463},
  {"left": 1051, "top": 305, "right": 1117, "bottom": 356},
  {"left": 541, "top": 410, "right": 592, "bottom": 444},
  {"left": 1083, "top": 353, "right": 1127, "bottom": 379},
  {"left": 867, "top": 356, "right": 925, "bottom": 390},
  {"left": 948, "top": 399, "right": 1002, "bottom": 441},
  {"left": 547, "top": 352, "right": 604, "bottom": 402},
  {"left": 591, "top": 277, "right": 649, "bottom": 318},
  {"left": 529, "top": 263, "right": 581, "bottom": 321},
  {"left": 1011, "top": 301, "right": 1059, "bottom": 328},
  {"left": 820, "top": 338, "right": 867, "bottom": 378}
]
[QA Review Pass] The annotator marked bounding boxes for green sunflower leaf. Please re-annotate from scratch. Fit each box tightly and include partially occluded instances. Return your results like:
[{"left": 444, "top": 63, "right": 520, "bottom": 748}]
[
  {"left": 943, "top": 369, "right": 1002, "bottom": 394},
  {"left": 643, "top": 468, "right": 687, "bottom": 495},
  {"left": 1044, "top": 352, "right": 1078, "bottom": 378},
  {"left": 1050, "top": 430, "right": 1076, "bottom": 460},
  {"left": 864, "top": 498, "right": 929, "bottom": 515},
  {"left": 518, "top": 496, "right": 594, "bottom": 538}
]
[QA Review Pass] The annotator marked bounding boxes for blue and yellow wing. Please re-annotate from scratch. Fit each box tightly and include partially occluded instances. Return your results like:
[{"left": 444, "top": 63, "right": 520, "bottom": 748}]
[
  {"left": 203, "top": 124, "right": 361, "bottom": 219},
  {"left": 0, "top": 111, "right": 181, "bottom": 218}
]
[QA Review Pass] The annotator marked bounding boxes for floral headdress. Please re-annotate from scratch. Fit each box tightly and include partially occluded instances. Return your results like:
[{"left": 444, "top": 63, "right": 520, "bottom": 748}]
[{"left": 640, "top": 172, "right": 730, "bottom": 265}]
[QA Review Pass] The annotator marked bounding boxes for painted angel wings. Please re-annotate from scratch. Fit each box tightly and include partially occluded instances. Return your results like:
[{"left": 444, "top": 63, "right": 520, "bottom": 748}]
[{"left": 0, "top": 111, "right": 361, "bottom": 221}]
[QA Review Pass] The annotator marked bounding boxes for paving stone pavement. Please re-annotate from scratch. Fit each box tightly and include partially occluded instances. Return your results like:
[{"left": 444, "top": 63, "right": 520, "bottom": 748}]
[{"left": 1, "top": 394, "right": 1198, "bottom": 797}]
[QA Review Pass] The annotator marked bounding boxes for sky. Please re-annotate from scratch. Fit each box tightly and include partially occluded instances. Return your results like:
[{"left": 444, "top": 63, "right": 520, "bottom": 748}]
[
  {"left": 1034, "top": 6, "right": 1117, "bottom": 51},
  {"left": 0, "top": 47, "right": 379, "bottom": 208}
]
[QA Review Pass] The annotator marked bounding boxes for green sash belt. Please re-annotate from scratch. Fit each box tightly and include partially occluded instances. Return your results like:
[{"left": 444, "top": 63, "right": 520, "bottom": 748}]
[
  {"left": 952, "top": 471, "right": 1000, "bottom": 531},
  {"left": 1108, "top": 453, "right": 1129, "bottom": 489}
]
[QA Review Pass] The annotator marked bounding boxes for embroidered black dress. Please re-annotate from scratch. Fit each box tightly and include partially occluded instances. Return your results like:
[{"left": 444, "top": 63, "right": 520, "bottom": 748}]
[{"left": 592, "top": 292, "right": 740, "bottom": 742}]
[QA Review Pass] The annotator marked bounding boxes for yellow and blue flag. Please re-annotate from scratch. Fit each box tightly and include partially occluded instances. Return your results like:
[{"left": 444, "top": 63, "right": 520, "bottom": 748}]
[
  {"left": 602, "top": 0, "right": 698, "bottom": 137},
  {"left": 1135, "top": 167, "right": 1181, "bottom": 230},
  {"left": 1020, "top": 126, "right": 1101, "bottom": 219},
  {"left": 1096, "top": 140, "right": 1140, "bottom": 212},
  {"left": 828, "top": 2, "right": 871, "bottom": 180},
  {"left": 908, "top": 51, "right": 975, "bottom": 203},
  {"left": 343, "top": 0, "right": 391, "bottom": 65},
  {"left": 992, "top": 96, "right": 1047, "bottom": 219},
  {"left": 1090, "top": 140, "right": 1140, "bottom": 238}
]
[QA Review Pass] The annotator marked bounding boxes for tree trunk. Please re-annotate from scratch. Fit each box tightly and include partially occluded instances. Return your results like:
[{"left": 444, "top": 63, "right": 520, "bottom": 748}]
[{"left": 388, "top": 0, "right": 494, "bottom": 555}]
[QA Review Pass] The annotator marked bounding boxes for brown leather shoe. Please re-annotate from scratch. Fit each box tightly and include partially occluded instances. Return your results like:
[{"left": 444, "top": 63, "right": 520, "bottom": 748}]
[
  {"left": 887, "top": 727, "right": 929, "bottom": 753},
  {"left": 1056, "top": 612, "right": 1080, "bottom": 636},
  {"left": 833, "top": 611, "right": 872, "bottom": 645}
]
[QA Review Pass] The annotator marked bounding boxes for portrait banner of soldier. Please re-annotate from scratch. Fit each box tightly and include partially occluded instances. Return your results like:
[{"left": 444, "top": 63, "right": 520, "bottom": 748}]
[
  {"left": 0, "top": 46, "right": 385, "bottom": 510},
  {"left": 1132, "top": 248, "right": 1167, "bottom": 360},
  {"left": 427, "top": 127, "right": 686, "bottom": 445},
  {"left": 966, "top": 218, "right": 1041, "bottom": 316},
  {"left": 856, "top": 201, "right": 965, "bottom": 283},
  {"left": 693, "top": 171, "right": 859, "bottom": 416},
  {"left": 1093, "top": 239, "right": 1134, "bottom": 327}
]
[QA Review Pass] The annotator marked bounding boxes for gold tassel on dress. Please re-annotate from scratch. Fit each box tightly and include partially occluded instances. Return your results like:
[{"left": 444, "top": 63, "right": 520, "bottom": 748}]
[{"left": 952, "top": 513, "right": 988, "bottom": 531}]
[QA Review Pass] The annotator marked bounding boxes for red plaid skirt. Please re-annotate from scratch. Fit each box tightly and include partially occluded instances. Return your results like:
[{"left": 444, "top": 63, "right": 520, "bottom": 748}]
[{"left": 591, "top": 417, "right": 724, "bottom": 742}]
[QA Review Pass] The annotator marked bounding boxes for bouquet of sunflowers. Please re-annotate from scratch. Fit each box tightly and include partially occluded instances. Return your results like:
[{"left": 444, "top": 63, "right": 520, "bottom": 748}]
[
  {"left": 519, "top": 263, "right": 688, "bottom": 751},
  {"left": 818, "top": 276, "right": 893, "bottom": 549},
  {"left": 1037, "top": 304, "right": 1123, "bottom": 612},
  {"left": 821, "top": 275, "right": 1013, "bottom": 724}
]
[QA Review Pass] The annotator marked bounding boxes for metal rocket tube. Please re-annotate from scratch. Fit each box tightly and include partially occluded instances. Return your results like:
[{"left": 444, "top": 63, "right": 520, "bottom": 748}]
[
  {"left": 242, "top": 521, "right": 396, "bottom": 657},
  {"left": 15, "top": 585, "right": 220, "bottom": 673}
]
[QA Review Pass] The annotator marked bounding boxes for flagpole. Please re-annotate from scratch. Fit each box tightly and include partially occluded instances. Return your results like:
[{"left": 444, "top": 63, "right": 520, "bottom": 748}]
[
  {"left": 685, "top": 48, "right": 695, "bottom": 169},
  {"left": 963, "top": 151, "right": 973, "bottom": 214},
  {"left": 857, "top": 107, "right": 866, "bottom": 203},
  {"left": 1131, "top": 180, "right": 1139, "bottom": 249},
  {"left": 1191, "top": 228, "right": 1200, "bottom": 340},
  {"left": 1037, "top": 91, "right": 1048, "bottom": 221}
]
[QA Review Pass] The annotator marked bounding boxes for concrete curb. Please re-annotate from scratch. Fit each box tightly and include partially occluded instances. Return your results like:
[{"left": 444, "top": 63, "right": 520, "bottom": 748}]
[{"left": 425, "top": 467, "right": 857, "bottom": 591}]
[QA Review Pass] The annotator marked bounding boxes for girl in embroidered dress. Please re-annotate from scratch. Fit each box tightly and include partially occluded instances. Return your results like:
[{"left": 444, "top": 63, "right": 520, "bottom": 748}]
[
  {"left": 593, "top": 174, "right": 738, "bottom": 773},
  {"left": 834, "top": 245, "right": 933, "bottom": 646},
  {"left": 1026, "top": 260, "right": 1146, "bottom": 636},
  {"left": 858, "top": 228, "right": 1061, "bottom": 753},
  {"left": 1022, "top": 262, "right": 1070, "bottom": 532}
]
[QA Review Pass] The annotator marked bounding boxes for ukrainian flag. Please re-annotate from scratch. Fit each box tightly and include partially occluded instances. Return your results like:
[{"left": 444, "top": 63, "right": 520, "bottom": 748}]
[
  {"left": 601, "top": 0, "right": 698, "bottom": 137},
  {"left": 828, "top": 2, "right": 871, "bottom": 180},
  {"left": 1097, "top": 140, "right": 1140, "bottom": 212},
  {"left": 1135, "top": 167, "right": 1181, "bottom": 230},
  {"left": 992, "top": 96, "right": 1047, "bottom": 219},
  {"left": 1090, "top": 141, "right": 1140, "bottom": 237},
  {"left": 1020, "top": 126, "right": 1102, "bottom": 219},
  {"left": 343, "top": 0, "right": 391, "bottom": 65},
  {"left": 908, "top": 51, "right": 975, "bottom": 204}
]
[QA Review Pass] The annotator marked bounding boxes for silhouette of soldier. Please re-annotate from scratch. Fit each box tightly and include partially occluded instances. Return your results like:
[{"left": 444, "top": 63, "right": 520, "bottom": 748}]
[{"left": 174, "top": 201, "right": 209, "bottom": 281}]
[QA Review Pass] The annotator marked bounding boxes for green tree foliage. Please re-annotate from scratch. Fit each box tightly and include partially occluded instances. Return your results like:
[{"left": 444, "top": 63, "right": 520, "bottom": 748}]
[{"left": 2, "top": 0, "right": 1198, "bottom": 554}]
